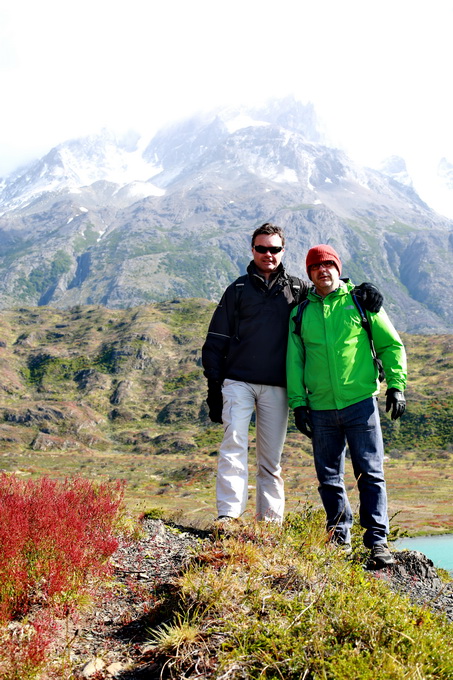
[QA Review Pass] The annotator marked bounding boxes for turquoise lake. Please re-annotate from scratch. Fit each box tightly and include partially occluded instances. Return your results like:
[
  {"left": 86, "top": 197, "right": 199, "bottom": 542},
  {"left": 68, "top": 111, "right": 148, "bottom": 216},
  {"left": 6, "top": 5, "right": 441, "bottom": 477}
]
[{"left": 395, "top": 534, "right": 453, "bottom": 573}]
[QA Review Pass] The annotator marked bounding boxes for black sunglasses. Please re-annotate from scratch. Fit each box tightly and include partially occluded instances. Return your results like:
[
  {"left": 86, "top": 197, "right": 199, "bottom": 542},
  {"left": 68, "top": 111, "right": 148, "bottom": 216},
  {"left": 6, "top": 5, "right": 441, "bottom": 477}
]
[
  {"left": 253, "top": 245, "right": 283, "bottom": 254},
  {"left": 310, "top": 260, "right": 336, "bottom": 271}
]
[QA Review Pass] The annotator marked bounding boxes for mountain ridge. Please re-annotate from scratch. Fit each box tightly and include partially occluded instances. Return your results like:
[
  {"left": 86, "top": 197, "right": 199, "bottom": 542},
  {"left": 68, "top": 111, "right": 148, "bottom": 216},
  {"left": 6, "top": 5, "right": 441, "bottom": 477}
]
[{"left": 0, "top": 97, "right": 452, "bottom": 333}]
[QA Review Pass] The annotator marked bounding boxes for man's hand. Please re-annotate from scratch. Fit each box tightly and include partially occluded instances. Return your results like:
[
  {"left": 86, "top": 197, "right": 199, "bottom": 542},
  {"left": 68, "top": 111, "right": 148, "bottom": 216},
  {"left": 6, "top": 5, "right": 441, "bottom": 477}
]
[
  {"left": 206, "top": 379, "right": 223, "bottom": 423},
  {"left": 294, "top": 406, "right": 313, "bottom": 439},
  {"left": 353, "top": 283, "right": 383, "bottom": 313},
  {"left": 385, "top": 388, "right": 406, "bottom": 420}
]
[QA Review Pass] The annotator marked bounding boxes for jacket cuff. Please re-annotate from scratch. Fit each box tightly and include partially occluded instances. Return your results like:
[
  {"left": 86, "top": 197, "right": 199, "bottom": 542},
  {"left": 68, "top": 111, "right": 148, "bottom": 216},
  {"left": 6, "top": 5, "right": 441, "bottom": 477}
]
[
  {"left": 386, "top": 381, "right": 405, "bottom": 392},
  {"left": 289, "top": 398, "right": 308, "bottom": 410}
]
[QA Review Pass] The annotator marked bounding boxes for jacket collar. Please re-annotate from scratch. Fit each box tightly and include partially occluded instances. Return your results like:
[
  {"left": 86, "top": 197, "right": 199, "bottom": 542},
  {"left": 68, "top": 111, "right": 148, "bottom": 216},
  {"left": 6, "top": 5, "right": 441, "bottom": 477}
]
[
  {"left": 247, "top": 261, "right": 286, "bottom": 286},
  {"left": 308, "top": 279, "right": 351, "bottom": 301}
]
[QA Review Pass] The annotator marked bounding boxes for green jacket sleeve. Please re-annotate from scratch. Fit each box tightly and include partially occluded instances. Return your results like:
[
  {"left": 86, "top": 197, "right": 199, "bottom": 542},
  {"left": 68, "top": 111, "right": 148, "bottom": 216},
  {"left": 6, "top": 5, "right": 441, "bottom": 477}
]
[
  {"left": 370, "top": 309, "right": 407, "bottom": 391},
  {"left": 286, "top": 306, "right": 308, "bottom": 409}
]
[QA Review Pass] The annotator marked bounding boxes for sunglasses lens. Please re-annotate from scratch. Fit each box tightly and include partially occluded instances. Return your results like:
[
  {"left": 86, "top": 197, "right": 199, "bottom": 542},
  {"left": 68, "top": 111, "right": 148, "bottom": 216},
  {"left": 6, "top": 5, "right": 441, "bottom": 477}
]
[
  {"left": 311, "top": 260, "right": 335, "bottom": 270},
  {"left": 254, "top": 246, "right": 282, "bottom": 254}
]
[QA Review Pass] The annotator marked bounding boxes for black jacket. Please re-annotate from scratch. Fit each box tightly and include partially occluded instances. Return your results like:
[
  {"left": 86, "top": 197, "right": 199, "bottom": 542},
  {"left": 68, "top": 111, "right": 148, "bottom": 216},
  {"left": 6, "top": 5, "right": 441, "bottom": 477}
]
[{"left": 202, "top": 262, "right": 308, "bottom": 387}]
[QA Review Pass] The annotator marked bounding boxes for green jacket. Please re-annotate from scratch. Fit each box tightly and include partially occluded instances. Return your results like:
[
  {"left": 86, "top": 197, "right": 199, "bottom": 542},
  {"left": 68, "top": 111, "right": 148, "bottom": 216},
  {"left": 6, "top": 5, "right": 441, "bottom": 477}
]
[{"left": 286, "top": 281, "right": 407, "bottom": 410}]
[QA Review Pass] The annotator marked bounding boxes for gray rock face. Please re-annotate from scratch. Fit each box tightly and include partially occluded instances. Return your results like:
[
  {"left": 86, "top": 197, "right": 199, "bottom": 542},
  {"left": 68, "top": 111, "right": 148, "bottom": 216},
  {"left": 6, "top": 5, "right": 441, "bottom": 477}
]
[
  {"left": 387, "top": 550, "right": 453, "bottom": 621},
  {"left": 110, "top": 379, "right": 132, "bottom": 405}
]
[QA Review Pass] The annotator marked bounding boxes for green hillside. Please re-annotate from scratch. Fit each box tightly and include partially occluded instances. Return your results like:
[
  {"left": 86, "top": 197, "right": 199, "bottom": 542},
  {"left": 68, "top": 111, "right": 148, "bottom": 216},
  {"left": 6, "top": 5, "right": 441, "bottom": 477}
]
[{"left": 0, "top": 301, "right": 452, "bottom": 533}]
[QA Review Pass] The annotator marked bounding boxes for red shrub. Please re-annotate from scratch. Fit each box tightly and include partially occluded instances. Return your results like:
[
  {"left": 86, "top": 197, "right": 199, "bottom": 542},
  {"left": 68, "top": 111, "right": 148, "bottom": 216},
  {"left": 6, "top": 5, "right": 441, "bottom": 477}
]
[
  {"left": 0, "top": 474, "right": 125, "bottom": 622},
  {"left": 0, "top": 611, "right": 57, "bottom": 680}
]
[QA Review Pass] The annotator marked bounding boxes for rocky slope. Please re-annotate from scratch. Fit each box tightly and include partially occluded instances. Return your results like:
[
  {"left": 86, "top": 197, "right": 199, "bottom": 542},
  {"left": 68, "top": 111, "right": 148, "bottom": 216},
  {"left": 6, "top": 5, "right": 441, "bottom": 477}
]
[{"left": 0, "top": 303, "right": 451, "bottom": 466}]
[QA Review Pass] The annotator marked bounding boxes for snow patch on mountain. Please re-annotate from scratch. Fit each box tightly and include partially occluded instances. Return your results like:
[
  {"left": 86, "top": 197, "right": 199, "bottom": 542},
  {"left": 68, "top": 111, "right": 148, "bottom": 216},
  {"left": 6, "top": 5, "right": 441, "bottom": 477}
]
[
  {"left": 52, "top": 141, "right": 160, "bottom": 187},
  {"left": 275, "top": 168, "right": 299, "bottom": 183},
  {"left": 0, "top": 130, "right": 164, "bottom": 214},
  {"left": 224, "top": 114, "right": 270, "bottom": 134},
  {"left": 113, "top": 181, "right": 165, "bottom": 199}
]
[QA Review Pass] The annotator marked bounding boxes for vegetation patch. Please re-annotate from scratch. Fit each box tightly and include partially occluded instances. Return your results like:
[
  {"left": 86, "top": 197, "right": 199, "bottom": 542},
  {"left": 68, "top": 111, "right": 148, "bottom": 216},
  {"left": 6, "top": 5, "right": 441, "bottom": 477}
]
[
  {"left": 160, "top": 248, "right": 239, "bottom": 299},
  {"left": 164, "top": 370, "right": 202, "bottom": 391},
  {"left": 24, "top": 354, "right": 91, "bottom": 385},
  {"left": 72, "top": 223, "right": 100, "bottom": 253},
  {"left": 17, "top": 251, "right": 72, "bottom": 300},
  {"left": 0, "top": 474, "right": 125, "bottom": 679},
  {"left": 147, "top": 509, "right": 453, "bottom": 679}
]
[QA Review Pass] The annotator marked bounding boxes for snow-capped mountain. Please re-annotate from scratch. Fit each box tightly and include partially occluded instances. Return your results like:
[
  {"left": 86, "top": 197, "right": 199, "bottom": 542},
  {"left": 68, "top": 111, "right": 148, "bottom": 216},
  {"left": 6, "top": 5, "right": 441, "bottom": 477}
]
[
  {"left": 379, "top": 156, "right": 414, "bottom": 188},
  {"left": 438, "top": 157, "right": 453, "bottom": 190},
  {"left": 0, "top": 97, "right": 452, "bottom": 333},
  {"left": 376, "top": 154, "right": 453, "bottom": 221},
  {"left": 0, "top": 129, "right": 164, "bottom": 214}
]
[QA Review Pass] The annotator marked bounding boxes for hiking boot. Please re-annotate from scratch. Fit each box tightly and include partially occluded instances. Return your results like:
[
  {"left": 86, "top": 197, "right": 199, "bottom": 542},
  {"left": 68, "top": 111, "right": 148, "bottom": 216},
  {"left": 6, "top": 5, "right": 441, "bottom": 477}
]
[{"left": 366, "top": 543, "right": 395, "bottom": 569}]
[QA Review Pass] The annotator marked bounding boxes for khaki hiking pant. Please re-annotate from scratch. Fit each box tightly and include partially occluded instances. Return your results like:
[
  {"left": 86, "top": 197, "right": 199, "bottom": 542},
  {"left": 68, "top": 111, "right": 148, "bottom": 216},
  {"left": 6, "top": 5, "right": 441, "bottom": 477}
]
[{"left": 217, "top": 379, "right": 288, "bottom": 522}]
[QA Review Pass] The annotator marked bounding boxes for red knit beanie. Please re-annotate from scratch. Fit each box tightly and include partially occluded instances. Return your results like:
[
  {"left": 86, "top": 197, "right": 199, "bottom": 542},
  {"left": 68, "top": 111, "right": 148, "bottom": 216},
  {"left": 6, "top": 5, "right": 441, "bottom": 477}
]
[{"left": 306, "top": 244, "right": 342, "bottom": 279}]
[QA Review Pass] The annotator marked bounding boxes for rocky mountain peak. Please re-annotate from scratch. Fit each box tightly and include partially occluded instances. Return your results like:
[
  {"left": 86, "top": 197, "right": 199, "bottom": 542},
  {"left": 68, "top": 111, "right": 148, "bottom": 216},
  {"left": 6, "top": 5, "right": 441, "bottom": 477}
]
[
  {"left": 379, "top": 156, "right": 413, "bottom": 187},
  {"left": 438, "top": 157, "right": 453, "bottom": 190}
]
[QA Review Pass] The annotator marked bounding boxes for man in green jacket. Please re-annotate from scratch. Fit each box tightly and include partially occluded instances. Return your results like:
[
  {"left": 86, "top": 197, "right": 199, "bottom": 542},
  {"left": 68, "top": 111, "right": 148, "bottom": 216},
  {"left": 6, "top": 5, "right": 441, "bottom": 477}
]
[{"left": 286, "top": 244, "right": 407, "bottom": 568}]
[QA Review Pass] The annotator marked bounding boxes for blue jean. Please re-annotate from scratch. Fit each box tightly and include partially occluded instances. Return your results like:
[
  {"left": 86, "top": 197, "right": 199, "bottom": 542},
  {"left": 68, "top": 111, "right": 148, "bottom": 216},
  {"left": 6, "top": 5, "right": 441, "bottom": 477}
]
[{"left": 310, "top": 397, "right": 389, "bottom": 548}]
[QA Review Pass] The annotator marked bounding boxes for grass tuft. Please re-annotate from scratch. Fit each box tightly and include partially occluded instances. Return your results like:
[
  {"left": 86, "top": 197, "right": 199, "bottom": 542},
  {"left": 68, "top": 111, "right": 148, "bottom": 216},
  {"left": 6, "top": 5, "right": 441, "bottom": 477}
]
[{"left": 148, "top": 612, "right": 203, "bottom": 653}]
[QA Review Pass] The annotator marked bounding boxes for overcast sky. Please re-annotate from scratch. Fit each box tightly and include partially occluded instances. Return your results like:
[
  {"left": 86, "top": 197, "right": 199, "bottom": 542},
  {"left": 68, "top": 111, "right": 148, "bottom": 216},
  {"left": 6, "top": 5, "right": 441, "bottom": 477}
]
[{"left": 1, "top": 0, "right": 452, "bottom": 205}]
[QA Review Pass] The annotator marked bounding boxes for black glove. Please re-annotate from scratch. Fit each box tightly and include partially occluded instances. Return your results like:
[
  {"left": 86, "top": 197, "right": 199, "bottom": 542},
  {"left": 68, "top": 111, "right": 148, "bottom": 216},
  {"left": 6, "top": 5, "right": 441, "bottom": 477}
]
[
  {"left": 385, "top": 388, "right": 406, "bottom": 420},
  {"left": 353, "top": 283, "right": 383, "bottom": 313},
  {"left": 294, "top": 406, "right": 313, "bottom": 439},
  {"left": 206, "top": 379, "right": 223, "bottom": 423}
]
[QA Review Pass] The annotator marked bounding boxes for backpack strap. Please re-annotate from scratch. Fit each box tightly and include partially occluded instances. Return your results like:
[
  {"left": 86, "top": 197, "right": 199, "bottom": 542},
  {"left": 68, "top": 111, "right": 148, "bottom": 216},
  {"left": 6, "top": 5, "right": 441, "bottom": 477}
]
[
  {"left": 292, "top": 299, "right": 309, "bottom": 336},
  {"left": 287, "top": 276, "right": 303, "bottom": 303},
  {"left": 351, "top": 293, "right": 385, "bottom": 382}
]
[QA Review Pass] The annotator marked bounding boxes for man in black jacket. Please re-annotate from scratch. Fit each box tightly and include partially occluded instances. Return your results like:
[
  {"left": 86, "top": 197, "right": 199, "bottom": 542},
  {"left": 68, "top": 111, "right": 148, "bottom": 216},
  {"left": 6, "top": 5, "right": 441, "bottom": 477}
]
[{"left": 202, "top": 223, "right": 382, "bottom": 523}]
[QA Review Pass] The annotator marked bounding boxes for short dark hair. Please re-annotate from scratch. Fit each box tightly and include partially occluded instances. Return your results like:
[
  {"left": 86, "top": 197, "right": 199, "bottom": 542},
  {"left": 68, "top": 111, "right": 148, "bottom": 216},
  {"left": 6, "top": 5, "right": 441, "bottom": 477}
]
[{"left": 251, "top": 223, "right": 285, "bottom": 247}]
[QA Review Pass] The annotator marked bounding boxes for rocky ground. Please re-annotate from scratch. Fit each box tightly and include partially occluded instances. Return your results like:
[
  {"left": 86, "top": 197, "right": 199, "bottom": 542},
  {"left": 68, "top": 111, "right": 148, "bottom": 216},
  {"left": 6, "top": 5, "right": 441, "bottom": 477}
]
[
  {"left": 65, "top": 519, "right": 453, "bottom": 679},
  {"left": 63, "top": 518, "right": 203, "bottom": 679}
]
